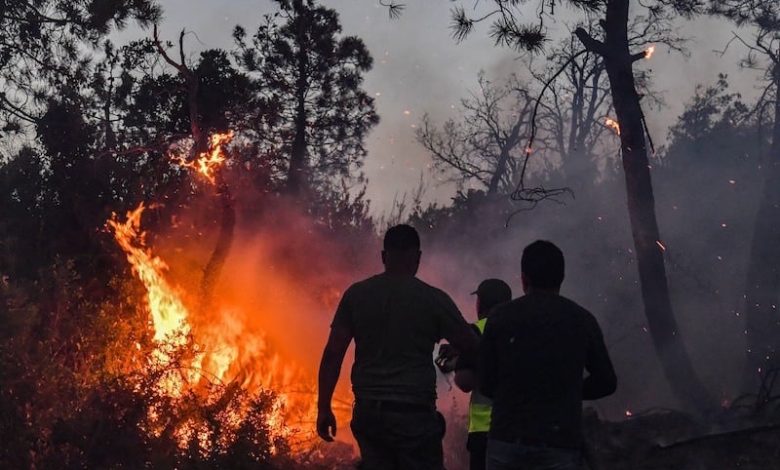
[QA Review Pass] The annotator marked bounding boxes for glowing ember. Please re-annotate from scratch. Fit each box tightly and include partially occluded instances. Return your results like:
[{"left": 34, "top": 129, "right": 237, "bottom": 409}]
[
  {"left": 656, "top": 240, "right": 666, "bottom": 252},
  {"left": 172, "top": 131, "right": 234, "bottom": 185},
  {"left": 644, "top": 45, "right": 655, "bottom": 60},
  {"left": 625, "top": 409, "right": 633, "bottom": 417},
  {"left": 605, "top": 117, "right": 621, "bottom": 136}
]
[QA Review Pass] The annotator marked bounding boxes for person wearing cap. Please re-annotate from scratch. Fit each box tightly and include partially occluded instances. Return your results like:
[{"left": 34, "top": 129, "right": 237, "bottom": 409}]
[
  {"left": 436, "top": 279, "right": 512, "bottom": 470},
  {"left": 316, "top": 224, "right": 479, "bottom": 470},
  {"left": 479, "top": 240, "right": 617, "bottom": 470}
]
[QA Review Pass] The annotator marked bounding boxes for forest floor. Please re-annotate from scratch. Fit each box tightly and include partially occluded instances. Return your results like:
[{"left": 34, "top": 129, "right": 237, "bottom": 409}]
[{"left": 583, "top": 406, "right": 780, "bottom": 469}]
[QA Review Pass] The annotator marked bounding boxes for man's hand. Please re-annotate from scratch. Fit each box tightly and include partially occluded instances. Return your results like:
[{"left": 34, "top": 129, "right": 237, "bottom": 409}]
[
  {"left": 316, "top": 407, "right": 337, "bottom": 442},
  {"left": 435, "top": 343, "right": 459, "bottom": 373}
]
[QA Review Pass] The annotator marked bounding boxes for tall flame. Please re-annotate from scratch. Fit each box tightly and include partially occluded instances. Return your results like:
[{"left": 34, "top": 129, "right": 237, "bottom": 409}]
[
  {"left": 107, "top": 133, "right": 352, "bottom": 453},
  {"left": 108, "top": 203, "right": 314, "bottom": 445},
  {"left": 605, "top": 117, "right": 621, "bottom": 136},
  {"left": 108, "top": 203, "right": 190, "bottom": 351}
]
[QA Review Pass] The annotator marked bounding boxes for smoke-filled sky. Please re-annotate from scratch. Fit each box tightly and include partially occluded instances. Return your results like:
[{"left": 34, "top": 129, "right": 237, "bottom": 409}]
[{"left": 117, "top": 0, "right": 763, "bottom": 213}]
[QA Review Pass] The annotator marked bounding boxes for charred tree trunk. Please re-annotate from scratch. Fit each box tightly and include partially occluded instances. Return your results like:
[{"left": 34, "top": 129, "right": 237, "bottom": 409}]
[
  {"left": 199, "top": 177, "right": 235, "bottom": 314},
  {"left": 743, "top": 65, "right": 780, "bottom": 391},
  {"left": 287, "top": 0, "right": 309, "bottom": 196},
  {"left": 576, "top": 0, "right": 716, "bottom": 413}
]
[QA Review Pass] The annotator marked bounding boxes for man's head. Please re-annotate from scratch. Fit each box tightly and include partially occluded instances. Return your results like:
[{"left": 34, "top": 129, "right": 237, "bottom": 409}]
[
  {"left": 382, "top": 224, "right": 421, "bottom": 275},
  {"left": 521, "top": 240, "right": 565, "bottom": 294},
  {"left": 473, "top": 278, "right": 512, "bottom": 319}
]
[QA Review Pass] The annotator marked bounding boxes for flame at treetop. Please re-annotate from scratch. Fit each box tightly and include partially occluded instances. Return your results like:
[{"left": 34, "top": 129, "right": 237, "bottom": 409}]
[
  {"left": 605, "top": 117, "right": 621, "bottom": 136},
  {"left": 172, "top": 131, "right": 235, "bottom": 185},
  {"left": 645, "top": 45, "right": 656, "bottom": 60}
]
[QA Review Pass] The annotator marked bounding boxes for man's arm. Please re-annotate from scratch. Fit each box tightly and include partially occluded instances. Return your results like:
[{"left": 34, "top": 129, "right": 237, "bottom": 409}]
[
  {"left": 316, "top": 324, "right": 352, "bottom": 441},
  {"left": 454, "top": 369, "right": 476, "bottom": 393},
  {"left": 582, "top": 315, "right": 617, "bottom": 400},
  {"left": 437, "top": 292, "right": 479, "bottom": 367}
]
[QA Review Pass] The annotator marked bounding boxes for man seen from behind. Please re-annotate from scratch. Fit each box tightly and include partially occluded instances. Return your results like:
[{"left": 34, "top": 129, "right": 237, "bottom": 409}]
[
  {"left": 480, "top": 240, "right": 617, "bottom": 470},
  {"left": 317, "top": 224, "right": 478, "bottom": 470}
]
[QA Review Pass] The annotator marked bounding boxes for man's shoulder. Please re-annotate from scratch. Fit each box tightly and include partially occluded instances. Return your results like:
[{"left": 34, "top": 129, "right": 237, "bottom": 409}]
[
  {"left": 490, "top": 294, "right": 592, "bottom": 318},
  {"left": 343, "top": 274, "right": 384, "bottom": 297},
  {"left": 559, "top": 295, "right": 597, "bottom": 319}
]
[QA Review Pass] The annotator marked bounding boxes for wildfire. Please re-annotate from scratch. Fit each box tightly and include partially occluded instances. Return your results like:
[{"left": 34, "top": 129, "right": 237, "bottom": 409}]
[
  {"left": 107, "top": 131, "right": 351, "bottom": 454},
  {"left": 108, "top": 202, "right": 319, "bottom": 449},
  {"left": 605, "top": 117, "right": 621, "bottom": 136},
  {"left": 645, "top": 45, "right": 655, "bottom": 60},
  {"left": 172, "top": 131, "right": 234, "bottom": 185}
]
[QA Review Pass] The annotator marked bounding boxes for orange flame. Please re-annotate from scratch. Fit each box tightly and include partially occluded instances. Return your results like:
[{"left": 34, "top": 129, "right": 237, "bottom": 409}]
[
  {"left": 107, "top": 202, "right": 325, "bottom": 451},
  {"left": 644, "top": 45, "right": 655, "bottom": 60},
  {"left": 172, "top": 131, "right": 234, "bottom": 185},
  {"left": 605, "top": 117, "right": 621, "bottom": 136},
  {"left": 108, "top": 130, "right": 355, "bottom": 454}
]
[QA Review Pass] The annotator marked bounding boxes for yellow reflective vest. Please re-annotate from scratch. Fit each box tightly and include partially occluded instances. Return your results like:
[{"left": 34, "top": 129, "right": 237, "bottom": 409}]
[{"left": 468, "top": 318, "right": 491, "bottom": 433}]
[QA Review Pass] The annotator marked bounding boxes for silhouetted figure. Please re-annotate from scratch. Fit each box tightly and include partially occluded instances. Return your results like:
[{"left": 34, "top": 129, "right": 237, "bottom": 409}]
[
  {"left": 437, "top": 279, "right": 512, "bottom": 470},
  {"left": 317, "top": 224, "right": 478, "bottom": 470},
  {"left": 480, "top": 240, "right": 616, "bottom": 470}
]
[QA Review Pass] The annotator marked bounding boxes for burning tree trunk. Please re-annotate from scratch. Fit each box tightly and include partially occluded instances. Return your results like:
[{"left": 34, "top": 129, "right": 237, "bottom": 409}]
[
  {"left": 200, "top": 177, "right": 235, "bottom": 315},
  {"left": 743, "top": 64, "right": 780, "bottom": 390},
  {"left": 575, "top": 0, "right": 716, "bottom": 412},
  {"left": 153, "top": 26, "right": 235, "bottom": 316}
]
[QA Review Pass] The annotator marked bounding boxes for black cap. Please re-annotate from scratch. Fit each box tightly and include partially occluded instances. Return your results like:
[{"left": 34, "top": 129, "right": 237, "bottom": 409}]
[{"left": 471, "top": 278, "right": 512, "bottom": 312}]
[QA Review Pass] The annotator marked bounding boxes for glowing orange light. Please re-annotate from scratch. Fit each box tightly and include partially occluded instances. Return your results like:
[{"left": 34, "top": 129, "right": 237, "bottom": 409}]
[
  {"left": 172, "top": 131, "right": 234, "bottom": 185},
  {"left": 645, "top": 45, "right": 656, "bottom": 60},
  {"left": 605, "top": 117, "right": 621, "bottom": 136}
]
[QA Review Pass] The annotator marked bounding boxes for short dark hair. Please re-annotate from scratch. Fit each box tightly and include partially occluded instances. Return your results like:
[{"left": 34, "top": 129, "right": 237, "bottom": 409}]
[
  {"left": 521, "top": 240, "right": 564, "bottom": 289},
  {"left": 384, "top": 224, "right": 420, "bottom": 252},
  {"left": 474, "top": 279, "right": 512, "bottom": 313}
]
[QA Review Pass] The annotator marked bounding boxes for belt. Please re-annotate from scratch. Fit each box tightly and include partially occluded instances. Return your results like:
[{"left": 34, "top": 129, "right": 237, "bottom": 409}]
[{"left": 355, "top": 398, "right": 435, "bottom": 413}]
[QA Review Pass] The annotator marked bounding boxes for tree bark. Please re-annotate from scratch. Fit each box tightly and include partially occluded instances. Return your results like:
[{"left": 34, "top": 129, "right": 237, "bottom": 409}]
[
  {"left": 199, "top": 178, "right": 235, "bottom": 315},
  {"left": 576, "top": 0, "right": 716, "bottom": 413},
  {"left": 286, "top": 0, "right": 309, "bottom": 196},
  {"left": 742, "top": 65, "right": 780, "bottom": 391},
  {"left": 487, "top": 122, "right": 521, "bottom": 195}
]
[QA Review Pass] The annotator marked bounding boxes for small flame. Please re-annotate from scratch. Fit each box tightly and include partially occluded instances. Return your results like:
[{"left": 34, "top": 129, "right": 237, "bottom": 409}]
[
  {"left": 172, "top": 131, "right": 234, "bottom": 185},
  {"left": 656, "top": 240, "right": 666, "bottom": 252},
  {"left": 605, "top": 117, "right": 621, "bottom": 136},
  {"left": 645, "top": 45, "right": 655, "bottom": 60}
]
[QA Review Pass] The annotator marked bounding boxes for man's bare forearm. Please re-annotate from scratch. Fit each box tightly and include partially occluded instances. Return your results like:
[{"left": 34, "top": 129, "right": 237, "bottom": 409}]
[
  {"left": 317, "top": 326, "right": 352, "bottom": 410},
  {"left": 318, "top": 352, "right": 343, "bottom": 409}
]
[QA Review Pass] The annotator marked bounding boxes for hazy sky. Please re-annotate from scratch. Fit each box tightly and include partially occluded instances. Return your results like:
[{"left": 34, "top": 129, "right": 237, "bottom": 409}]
[{"left": 117, "top": 0, "right": 763, "bottom": 213}]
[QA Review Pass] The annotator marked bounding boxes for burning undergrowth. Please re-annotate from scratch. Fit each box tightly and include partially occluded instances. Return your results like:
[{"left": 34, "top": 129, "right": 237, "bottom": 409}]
[{"left": 88, "top": 133, "right": 375, "bottom": 466}]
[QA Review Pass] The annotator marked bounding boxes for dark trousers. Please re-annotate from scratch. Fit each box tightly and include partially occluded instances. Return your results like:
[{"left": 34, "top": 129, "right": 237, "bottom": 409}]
[
  {"left": 486, "top": 439, "right": 583, "bottom": 470},
  {"left": 350, "top": 401, "right": 446, "bottom": 470},
  {"left": 467, "top": 432, "right": 488, "bottom": 470}
]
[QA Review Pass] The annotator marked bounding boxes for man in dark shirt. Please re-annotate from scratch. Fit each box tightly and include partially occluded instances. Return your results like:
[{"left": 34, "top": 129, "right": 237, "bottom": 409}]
[
  {"left": 479, "top": 240, "right": 616, "bottom": 470},
  {"left": 317, "top": 224, "right": 478, "bottom": 469}
]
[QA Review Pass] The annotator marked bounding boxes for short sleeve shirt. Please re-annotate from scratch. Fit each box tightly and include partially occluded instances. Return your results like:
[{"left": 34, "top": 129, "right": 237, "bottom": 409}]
[{"left": 332, "top": 273, "right": 470, "bottom": 405}]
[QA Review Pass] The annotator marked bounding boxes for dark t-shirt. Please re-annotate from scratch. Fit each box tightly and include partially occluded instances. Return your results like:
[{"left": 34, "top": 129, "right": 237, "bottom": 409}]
[
  {"left": 479, "top": 292, "right": 616, "bottom": 449},
  {"left": 331, "top": 273, "right": 471, "bottom": 405}
]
